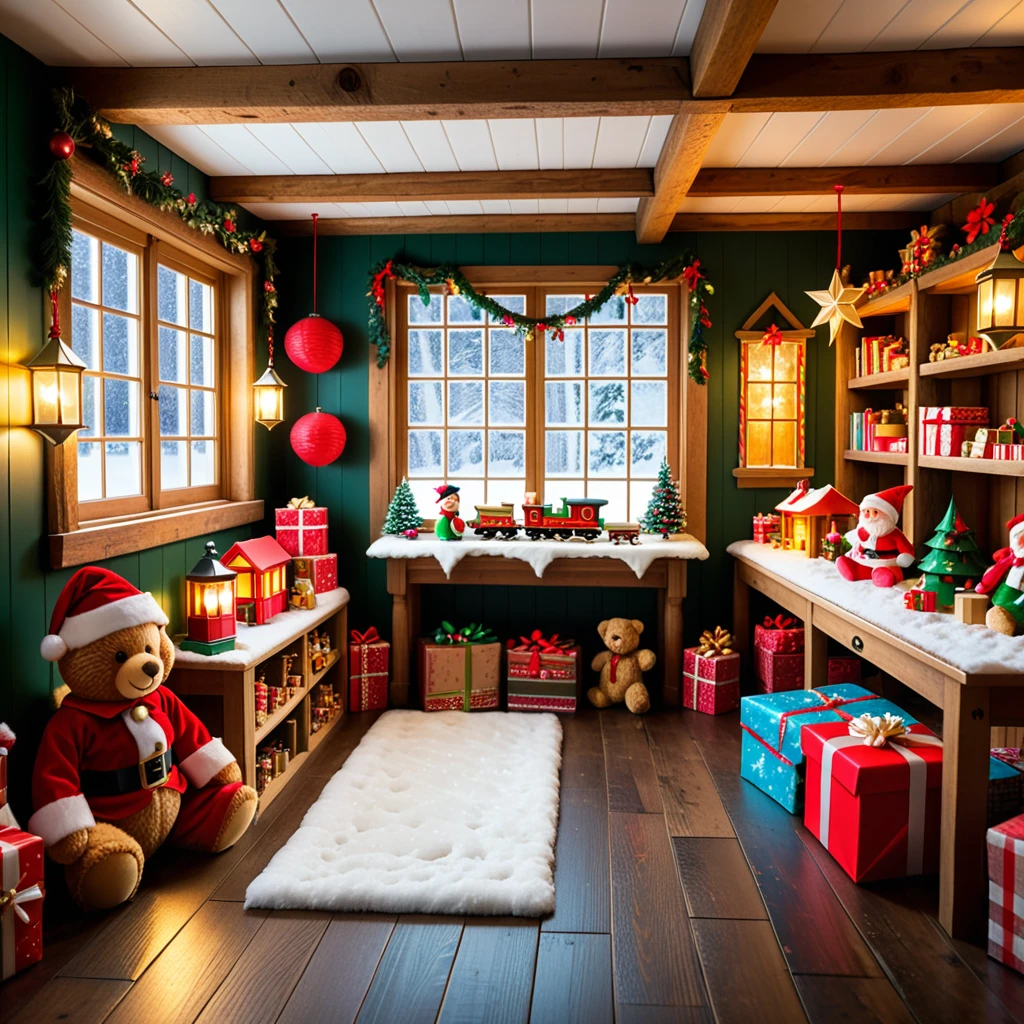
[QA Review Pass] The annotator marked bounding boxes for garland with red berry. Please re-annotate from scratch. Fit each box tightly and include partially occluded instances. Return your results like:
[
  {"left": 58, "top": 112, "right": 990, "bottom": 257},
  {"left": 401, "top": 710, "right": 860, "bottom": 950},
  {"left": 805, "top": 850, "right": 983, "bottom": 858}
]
[
  {"left": 368, "top": 253, "right": 715, "bottom": 383},
  {"left": 41, "top": 87, "right": 279, "bottom": 326}
]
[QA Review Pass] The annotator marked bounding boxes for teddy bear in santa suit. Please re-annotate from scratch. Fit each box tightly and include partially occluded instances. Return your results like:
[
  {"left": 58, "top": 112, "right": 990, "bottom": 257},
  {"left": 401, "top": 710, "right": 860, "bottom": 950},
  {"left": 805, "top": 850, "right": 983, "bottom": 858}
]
[
  {"left": 836, "top": 484, "right": 915, "bottom": 588},
  {"left": 975, "top": 512, "right": 1024, "bottom": 635},
  {"left": 29, "top": 567, "right": 258, "bottom": 912}
]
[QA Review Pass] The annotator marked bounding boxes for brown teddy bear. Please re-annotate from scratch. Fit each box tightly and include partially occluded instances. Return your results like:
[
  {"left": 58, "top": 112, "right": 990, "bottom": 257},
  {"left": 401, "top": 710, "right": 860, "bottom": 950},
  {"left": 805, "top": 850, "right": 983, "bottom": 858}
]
[
  {"left": 588, "top": 618, "right": 654, "bottom": 714},
  {"left": 29, "top": 566, "right": 258, "bottom": 912}
]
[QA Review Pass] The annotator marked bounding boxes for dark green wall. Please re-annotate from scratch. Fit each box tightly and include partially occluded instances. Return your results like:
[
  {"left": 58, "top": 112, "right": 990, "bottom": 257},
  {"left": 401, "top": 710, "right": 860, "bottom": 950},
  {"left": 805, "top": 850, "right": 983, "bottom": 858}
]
[{"left": 272, "top": 228, "right": 901, "bottom": 686}]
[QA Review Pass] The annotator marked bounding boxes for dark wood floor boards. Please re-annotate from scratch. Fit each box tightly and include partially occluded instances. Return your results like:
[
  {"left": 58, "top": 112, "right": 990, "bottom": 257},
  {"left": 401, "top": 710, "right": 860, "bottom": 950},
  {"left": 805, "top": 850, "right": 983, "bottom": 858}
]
[
  {"left": 559, "top": 709, "right": 607, "bottom": 790},
  {"left": 672, "top": 836, "right": 767, "bottom": 920},
  {"left": 7, "top": 977, "right": 132, "bottom": 1024},
  {"left": 529, "top": 932, "right": 613, "bottom": 1024},
  {"left": 601, "top": 711, "right": 663, "bottom": 813}
]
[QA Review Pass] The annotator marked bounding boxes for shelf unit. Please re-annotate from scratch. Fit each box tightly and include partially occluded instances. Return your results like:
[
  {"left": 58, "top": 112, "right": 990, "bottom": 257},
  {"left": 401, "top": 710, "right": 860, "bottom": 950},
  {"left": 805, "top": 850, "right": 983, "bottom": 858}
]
[
  {"left": 836, "top": 241, "right": 1020, "bottom": 555},
  {"left": 168, "top": 590, "right": 349, "bottom": 811}
]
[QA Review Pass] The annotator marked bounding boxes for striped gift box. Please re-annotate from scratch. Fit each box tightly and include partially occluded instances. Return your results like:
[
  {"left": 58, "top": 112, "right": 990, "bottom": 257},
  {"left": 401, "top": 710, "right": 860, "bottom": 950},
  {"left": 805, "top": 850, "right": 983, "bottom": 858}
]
[{"left": 988, "top": 814, "right": 1024, "bottom": 973}]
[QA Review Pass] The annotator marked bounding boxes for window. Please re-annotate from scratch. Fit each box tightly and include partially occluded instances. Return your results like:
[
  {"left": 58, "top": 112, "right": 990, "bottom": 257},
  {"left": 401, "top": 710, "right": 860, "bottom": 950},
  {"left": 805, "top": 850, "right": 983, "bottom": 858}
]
[
  {"left": 70, "top": 213, "right": 224, "bottom": 519},
  {"left": 740, "top": 339, "right": 803, "bottom": 469},
  {"left": 395, "top": 280, "right": 680, "bottom": 523}
]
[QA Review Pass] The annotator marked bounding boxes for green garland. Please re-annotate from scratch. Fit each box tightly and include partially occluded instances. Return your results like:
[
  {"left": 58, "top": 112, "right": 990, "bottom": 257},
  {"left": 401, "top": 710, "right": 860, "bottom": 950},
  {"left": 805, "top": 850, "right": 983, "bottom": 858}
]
[
  {"left": 41, "top": 87, "right": 278, "bottom": 326},
  {"left": 368, "top": 253, "right": 716, "bottom": 384}
]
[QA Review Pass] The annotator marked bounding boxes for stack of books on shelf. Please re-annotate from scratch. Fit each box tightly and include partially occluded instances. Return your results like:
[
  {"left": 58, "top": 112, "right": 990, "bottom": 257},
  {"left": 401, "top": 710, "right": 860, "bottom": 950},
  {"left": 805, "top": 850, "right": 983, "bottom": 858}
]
[
  {"left": 849, "top": 406, "right": 908, "bottom": 453},
  {"left": 854, "top": 335, "right": 909, "bottom": 378}
]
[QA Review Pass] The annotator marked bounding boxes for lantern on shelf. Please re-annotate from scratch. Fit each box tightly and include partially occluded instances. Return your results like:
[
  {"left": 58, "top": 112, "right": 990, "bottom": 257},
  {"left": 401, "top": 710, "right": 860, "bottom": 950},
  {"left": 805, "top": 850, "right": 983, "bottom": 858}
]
[
  {"left": 290, "top": 406, "right": 347, "bottom": 467},
  {"left": 253, "top": 324, "right": 287, "bottom": 430},
  {"left": 180, "top": 541, "right": 237, "bottom": 656},
  {"left": 976, "top": 249, "right": 1024, "bottom": 335},
  {"left": 284, "top": 213, "right": 343, "bottom": 374},
  {"left": 28, "top": 292, "right": 86, "bottom": 445}
]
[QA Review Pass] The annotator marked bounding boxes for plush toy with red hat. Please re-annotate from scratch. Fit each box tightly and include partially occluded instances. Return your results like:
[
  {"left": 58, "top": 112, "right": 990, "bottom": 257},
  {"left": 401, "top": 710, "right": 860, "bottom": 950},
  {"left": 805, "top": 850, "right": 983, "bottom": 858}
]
[
  {"left": 836, "top": 485, "right": 915, "bottom": 588},
  {"left": 433, "top": 484, "right": 465, "bottom": 542},
  {"left": 976, "top": 513, "right": 1024, "bottom": 635},
  {"left": 28, "top": 567, "right": 258, "bottom": 912}
]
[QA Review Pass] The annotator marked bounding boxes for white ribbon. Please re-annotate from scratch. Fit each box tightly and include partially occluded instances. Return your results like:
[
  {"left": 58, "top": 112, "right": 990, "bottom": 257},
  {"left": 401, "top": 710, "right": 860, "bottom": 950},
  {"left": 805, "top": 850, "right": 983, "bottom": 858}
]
[{"left": 0, "top": 837, "right": 43, "bottom": 979}]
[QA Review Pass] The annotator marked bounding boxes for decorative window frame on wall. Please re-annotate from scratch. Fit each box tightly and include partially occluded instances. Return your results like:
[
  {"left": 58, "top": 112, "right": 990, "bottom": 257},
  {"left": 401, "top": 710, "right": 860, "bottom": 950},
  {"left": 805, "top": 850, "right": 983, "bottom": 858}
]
[
  {"left": 368, "top": 266, "right": 708, "bottom": 543},
  {"left": 732, "top": 292, "right": 816, "bottom": 491},
  {"left": 46, "top": 158, "right": 263, "bottom": 569}
]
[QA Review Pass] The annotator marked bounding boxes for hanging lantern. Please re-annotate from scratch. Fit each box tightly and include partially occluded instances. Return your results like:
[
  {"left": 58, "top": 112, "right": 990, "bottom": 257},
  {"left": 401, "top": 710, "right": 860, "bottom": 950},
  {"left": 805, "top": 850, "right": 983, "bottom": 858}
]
[
  {"left": 253, "top": 324, "right": 287, "bottom": 429},
  {"left": 28, "top": 291, "right": 86, "bottom": 445},
  {"left": 284, "top": 213, "right": 343, "bottom": 374},
  {"left": 976, "top": 249, "right": 1024, "bottom": 335},
  {"left": 181, "top": 541, "right": 237, "bottom": 656},
  {"left": 290, "top": 406, "right": 346, "bottom": 467}
]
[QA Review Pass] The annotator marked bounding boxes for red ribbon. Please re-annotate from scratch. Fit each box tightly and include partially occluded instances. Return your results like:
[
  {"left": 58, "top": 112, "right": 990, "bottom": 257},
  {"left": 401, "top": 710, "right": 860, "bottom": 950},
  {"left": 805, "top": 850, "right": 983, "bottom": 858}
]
[
  {"left": 350, "top": 627, "right": 382, "bottom": 645},
  {"left": 772, "top": 689, "right": 879, "bottom": 755},
  {"left": 610, "top": 653, "right": 620, "bottom": 685},
  {"left": 509, "top": 630, "right": 575, "bottom": 678},
  {"left": 682, "top": 260, "right": 703, "bottom": 289},
  {"left": 762, "top": 614, "right": 799, "bottom": 631}
]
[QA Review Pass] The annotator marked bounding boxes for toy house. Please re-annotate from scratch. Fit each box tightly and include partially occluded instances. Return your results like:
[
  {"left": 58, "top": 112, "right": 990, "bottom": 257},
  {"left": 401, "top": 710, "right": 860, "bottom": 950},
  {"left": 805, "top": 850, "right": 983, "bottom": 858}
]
[
  {"left": 222, "top": 537, "right": 291, "bottom": 625},
  {"left": 775, "top": 481, "right": 859, "bottom": 558}
]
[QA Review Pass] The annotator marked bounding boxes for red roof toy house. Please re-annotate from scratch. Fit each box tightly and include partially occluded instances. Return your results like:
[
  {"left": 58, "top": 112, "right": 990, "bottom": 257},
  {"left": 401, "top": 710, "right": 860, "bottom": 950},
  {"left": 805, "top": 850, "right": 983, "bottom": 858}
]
[
  {"left": 775, "top": 480, "right": 859, "bottom": 558},
  {"left": 222, "top": 536, "right": 291, "bottom": 625}
]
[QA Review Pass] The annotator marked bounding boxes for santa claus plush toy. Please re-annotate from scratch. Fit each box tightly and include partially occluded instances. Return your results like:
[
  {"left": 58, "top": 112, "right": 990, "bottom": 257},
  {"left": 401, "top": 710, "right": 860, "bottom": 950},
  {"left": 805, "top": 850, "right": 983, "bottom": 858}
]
[
  {"left": 975, "top": 512, "right": 1024, "bottom": 636},
  {"left": 836, "top": 484, "right": 915, "bottom": 588}
]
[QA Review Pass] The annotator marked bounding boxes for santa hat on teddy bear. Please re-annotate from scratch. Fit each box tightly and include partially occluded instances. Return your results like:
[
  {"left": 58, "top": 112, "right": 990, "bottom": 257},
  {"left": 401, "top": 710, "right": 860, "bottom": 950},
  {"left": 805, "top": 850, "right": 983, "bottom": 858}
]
[
  {"left": 1007, "top": 512, "right": 1024, "bottom": 548},
  {"left": 859, "top": 484, "right": 912, "bottom": 524},
  {"left": 40, "top": 566, "right": 168, "bottom": 662}
]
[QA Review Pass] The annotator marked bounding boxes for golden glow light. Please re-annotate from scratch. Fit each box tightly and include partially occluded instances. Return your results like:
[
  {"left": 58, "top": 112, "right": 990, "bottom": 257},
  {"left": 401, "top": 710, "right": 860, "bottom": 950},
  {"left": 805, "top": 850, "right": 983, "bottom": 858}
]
[
  {"left": 976, "top": 251, "right": 1024, "bottom": 334},
  {"left": 27, "top": 335, "right": 87, "bottom": 445},
  {"left": 253, "top": 363, "right": 287, "bottom": 430}
]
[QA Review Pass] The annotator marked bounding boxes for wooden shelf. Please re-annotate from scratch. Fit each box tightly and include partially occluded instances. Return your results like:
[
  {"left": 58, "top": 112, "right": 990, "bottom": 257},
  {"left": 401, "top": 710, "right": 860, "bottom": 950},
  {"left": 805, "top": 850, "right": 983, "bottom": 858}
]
[
  {"left": 310, "top": 647, "right": 341, "bottom": 686},
  {"left": 254, "top": 684, "right": 307, "bottom": 745},
  {"left": 919, "top": 454, "right": 1024, "bottom": 477},
  {"left": 847, "top": 368, "right": 910, "bottom": 391},
  {"left": 258, "top": 749, "right": 310, "bottom": 809},
  {"left": 844, "top": 449, "right": 908, "bottom": 466},
  {"left": 307, "top": 710, "right": 343, "bottom": 754},
  {"left": 857, "top": 282, "right": 913, "bottom": 318},
  {"left": 917, "top": 242, "right": 999, "bottom": 295},
  {"left": 918, "top": 346, "right": 1024, "bottom": 380}
]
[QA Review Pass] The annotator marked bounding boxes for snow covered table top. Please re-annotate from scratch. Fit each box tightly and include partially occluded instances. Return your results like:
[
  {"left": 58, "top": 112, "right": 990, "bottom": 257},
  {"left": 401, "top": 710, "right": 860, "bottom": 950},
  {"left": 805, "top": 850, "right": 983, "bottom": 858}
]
[
  {"left": 367, "top": 532, "right": 709, "bottom": 580},
  {"left": 172, "top": 587, "right": 349, "bottom": 670},
  {"left": 728, "top": 540, "right": 1024, "bottom": 676}
]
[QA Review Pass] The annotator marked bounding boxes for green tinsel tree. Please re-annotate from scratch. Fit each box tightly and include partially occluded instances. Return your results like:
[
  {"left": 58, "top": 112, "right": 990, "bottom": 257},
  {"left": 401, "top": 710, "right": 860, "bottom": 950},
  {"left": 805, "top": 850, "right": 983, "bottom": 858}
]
[
  {"left": 640, "top": 458, "right": 687, "bottom": 538},
  {"left": 917, "top": 497, "right": 988, "bottom": 607},
  {"left": 381, "top": 477, "right": 423, "bottom": 537}
]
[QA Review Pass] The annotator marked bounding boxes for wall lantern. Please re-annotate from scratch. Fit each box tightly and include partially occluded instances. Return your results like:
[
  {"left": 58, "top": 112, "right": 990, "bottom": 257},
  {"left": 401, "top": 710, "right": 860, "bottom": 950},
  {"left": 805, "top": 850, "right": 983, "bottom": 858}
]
[
  {"left": 976, "top": 250, "right": 1024, "bottom": 335},
  {"left": 181, "top": 541, "right": 237, "bottom": 656},
  {"left": 253, "top": 324, "right": 287, "bottom": 430},
  {"left": 27, "top": 301, "right": 86, "bottom": 445}
]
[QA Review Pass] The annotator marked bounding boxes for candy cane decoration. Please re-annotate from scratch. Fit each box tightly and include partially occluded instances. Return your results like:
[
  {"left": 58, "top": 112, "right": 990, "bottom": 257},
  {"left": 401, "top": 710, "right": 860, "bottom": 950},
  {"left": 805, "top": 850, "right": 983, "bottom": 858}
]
[
  {"left": 798, "top": 344, "right": 806, "bottom": 466},
  {"left": 739, "top": 343, "right": 748, "bottom": 467}
]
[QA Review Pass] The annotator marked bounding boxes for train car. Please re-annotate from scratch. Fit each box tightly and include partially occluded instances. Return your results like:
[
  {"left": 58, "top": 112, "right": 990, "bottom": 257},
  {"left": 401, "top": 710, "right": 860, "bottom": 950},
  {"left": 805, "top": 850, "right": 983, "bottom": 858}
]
[
  {"left": 606, "top": 523, "right": 641, "bottom": 545},
  {"left": 522, "top": 497, "right": 607, "bottom": 540},
  {"left": 467, "top": 503, "right": 521, "bottom": 539}
]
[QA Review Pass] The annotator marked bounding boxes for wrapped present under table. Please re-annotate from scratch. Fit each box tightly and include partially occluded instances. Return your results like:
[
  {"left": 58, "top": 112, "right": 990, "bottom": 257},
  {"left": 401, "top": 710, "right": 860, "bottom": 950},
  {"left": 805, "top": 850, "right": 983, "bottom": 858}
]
[
  {"left": 506, "top": 632, "right": 580, "bottom": 713},
  {"left": 683, "top": 627, "right": 739, "bottom": 716},
  {"left": 0, "top": 825, "right": 44, "bottom": 980},
  {"left": 754, "top": 615, "right": 804, "bottom": 693},
  {"left": 419, "top": 623, "right": 501, "bottom": 711},
  {"left": 349, "top": 627, "right": 389, "bottom": 711},
  {"left": 988, "top": 814, "right": 1024, "bottom": 973}
]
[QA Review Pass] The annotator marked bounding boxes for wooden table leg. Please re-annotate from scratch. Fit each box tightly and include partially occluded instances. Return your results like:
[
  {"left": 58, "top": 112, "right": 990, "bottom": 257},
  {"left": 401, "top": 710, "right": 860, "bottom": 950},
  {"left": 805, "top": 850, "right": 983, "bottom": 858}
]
[
  {"left": 387, "top": 560, "right": 410, "bottom": 708},
  {"left": 227, "top": 669, "right": 255, "bottom": 789},
  {"left": 940, "top": 679, "right": 991, "bottom": 939},
  {"left": 805, "top": 613, "right": 829, "bottom": 691},
  {"left": 662, "top": 561, "right": 685, "bottom": 706},
  {"left": 732, "top": 563, "right": 750, "bottom": 659}
]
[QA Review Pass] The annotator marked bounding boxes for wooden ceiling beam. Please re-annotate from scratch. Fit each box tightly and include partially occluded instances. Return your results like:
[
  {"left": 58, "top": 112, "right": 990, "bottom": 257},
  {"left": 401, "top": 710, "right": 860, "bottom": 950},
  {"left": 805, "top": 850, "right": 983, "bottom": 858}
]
[
  {"left": 690, "top": 0, "right": 779, "bottom": 97},
  {"left": 210, "top": 168, "right": 654, "bottom": 204},
  {"left": 272, "top": 210, "right": 917, "bottom": 236},
  {"left": 60, "top": 47, "right": 1024, "bottom": 125}
]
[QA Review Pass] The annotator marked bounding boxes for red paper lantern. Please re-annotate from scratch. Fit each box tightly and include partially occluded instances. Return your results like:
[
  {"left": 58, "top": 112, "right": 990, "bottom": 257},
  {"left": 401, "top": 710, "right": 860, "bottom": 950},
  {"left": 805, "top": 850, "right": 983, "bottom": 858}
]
[
  {"left": 290, "top": 407, "right": 346, "bottom": 466},
  {"left": 284, "top": 314, "right": 343, "bottom": 374}
]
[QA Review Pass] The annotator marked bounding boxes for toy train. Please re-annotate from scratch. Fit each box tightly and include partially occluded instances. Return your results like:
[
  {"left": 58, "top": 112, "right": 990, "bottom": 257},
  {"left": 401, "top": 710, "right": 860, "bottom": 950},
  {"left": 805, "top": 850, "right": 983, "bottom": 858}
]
[{"left": 467, "top": 498, "right": 640, "bottom": 543}]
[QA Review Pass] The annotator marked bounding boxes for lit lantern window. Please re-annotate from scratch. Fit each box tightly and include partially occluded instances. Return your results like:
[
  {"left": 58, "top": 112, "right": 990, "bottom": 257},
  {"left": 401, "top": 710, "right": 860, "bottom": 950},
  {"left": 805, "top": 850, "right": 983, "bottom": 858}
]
[
  {"left": 976, "top": 250, "right": 1024, "bottom": 336},
  {"left": 181, "top": 541, "right": 237, "bottom": 656},
  {"left": 28, "top": 329, "right": 87, "bottom": 446}
]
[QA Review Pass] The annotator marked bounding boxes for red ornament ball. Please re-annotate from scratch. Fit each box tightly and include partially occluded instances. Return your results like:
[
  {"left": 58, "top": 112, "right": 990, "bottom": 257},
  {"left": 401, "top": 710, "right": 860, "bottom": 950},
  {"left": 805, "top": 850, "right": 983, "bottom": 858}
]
[
  {"left": 285, "top": 313, "right": 343, "bottom": 374},
  {"left": 49, "top": 132, "right": 75, "bottom": 160},
  {"left": 290, "top": 408, "right": 346, "bottom": 467}
]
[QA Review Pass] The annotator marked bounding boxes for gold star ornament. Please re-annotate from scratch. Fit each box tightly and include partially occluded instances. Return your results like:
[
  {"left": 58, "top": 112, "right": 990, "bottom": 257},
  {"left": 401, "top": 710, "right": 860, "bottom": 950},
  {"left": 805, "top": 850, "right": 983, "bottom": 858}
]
[{"left": 805, "top": 268, "right": 865, "bottom": 345}]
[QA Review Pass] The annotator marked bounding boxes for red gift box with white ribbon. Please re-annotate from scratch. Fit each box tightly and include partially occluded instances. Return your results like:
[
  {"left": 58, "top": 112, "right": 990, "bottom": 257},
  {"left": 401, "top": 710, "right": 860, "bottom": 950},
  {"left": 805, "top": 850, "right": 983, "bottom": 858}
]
[
  {"left": 0, "top": 825, "right": 44, "bottom": 980},
  {"left": 988, "top": 814, "right": 1024, "bottom": 973},
  {"left": 683, "top": 647, "right": 740, "bottom": 716},
  {"left": 919, "top": 406, "right": 988, "bottom": 457},
  {"left": 348, "top": 628, "right": 389, "bottom": 711},
  {"left": 275, "top": 505, "right": 328, "bottom": 557},
  {"left": 802, "top": 719, "right": 942, "bottom": 883}
]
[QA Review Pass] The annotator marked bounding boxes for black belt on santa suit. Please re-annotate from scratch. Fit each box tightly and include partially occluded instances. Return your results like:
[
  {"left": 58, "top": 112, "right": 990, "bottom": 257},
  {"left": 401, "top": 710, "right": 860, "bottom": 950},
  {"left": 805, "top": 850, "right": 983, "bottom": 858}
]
[
  {"left": 858, "top": 547, "right": 884, "bottom": 559},
  {"left": 80, "top": 748, "right": 175, "bottom": 797}
]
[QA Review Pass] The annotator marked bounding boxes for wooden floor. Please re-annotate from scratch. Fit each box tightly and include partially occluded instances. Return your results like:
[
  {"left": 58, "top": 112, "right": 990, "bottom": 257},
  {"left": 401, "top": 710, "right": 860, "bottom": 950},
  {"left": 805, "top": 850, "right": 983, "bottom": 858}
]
[{"left": 5, "top": 705, "right": 1024, "bottom": 1024}]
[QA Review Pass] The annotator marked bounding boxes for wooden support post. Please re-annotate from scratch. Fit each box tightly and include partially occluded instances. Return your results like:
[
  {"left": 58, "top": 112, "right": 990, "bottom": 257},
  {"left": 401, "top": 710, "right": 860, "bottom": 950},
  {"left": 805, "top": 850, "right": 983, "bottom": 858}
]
[
  {"left": 662, "top": 561, "right": 686, "bottom": 706},
  {"left": 940, "top": 679, "right": 992, "bottom": 939},
  {"left": 227, "top": 669, "right": 256, "bottom": 790},
  {"left": 804, "top": 616, "right": 829, "bottom": 691},
  {"left": 732, "top": 562, "right": 751, "bottom": 660},
  {"left": 388, "top": 559, "right": 410, "bottom": 708}
]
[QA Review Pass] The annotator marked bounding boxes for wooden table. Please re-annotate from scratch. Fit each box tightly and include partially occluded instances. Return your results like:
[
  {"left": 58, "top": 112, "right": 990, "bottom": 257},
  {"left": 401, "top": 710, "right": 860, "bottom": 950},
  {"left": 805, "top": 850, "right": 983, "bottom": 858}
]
[
  {"left": 731, "top": 546, "right": 1024, "bottom": 941},
  {"left": 367, "top": 535, "right": 709, "bottom": 708}
]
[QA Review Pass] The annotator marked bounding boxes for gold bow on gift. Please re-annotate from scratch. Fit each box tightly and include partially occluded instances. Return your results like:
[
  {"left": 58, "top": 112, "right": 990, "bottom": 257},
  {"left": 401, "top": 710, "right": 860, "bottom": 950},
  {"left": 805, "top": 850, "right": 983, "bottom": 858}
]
[
  {"left": 287, "top": 496, "right": 316, "bottom": 510},
  {"left": 696, "top": 626, "right": 734, "bottom": 657},
  {"left": 848, "top": 712, "right": 907, "bottom": 747}
]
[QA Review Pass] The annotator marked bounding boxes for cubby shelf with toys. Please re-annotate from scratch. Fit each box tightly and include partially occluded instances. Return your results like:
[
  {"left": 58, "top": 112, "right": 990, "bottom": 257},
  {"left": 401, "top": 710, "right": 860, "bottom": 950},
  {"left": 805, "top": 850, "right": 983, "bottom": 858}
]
[{"left": 843, "top": 449, "right": 909, "bottom": 466}]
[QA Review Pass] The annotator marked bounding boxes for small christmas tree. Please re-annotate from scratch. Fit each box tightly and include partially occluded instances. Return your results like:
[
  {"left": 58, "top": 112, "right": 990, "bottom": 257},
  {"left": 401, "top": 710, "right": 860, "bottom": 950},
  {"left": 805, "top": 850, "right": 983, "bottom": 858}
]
[
  {"left": 640, "top": 458, "right": 687, "bottom": 538},
  {"left": 381, "top": 477, "right": 423, "bottom": 537},
  {"left": 917, "top": 497, "right": 988, "bottom": 607}
]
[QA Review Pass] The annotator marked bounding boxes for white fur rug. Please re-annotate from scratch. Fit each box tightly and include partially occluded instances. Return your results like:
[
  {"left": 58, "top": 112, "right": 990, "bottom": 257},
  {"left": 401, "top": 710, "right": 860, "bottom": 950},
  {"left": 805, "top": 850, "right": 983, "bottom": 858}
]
[{"left": 245, "top": 710, "right": 563, "bottom": 916}]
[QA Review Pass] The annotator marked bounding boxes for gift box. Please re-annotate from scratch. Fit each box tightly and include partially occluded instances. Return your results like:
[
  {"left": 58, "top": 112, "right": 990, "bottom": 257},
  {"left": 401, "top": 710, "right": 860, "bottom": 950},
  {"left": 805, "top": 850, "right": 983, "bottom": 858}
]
[
  {"left": 506, "top": 633, "right": 579, "bottom": 713},
  {"left": 683, "top": 647, "right": 740, "bottom": 715},
  {"left": 755, "top": 615, "right": 804, "bottom": 654},
  {"left": 753, "top": 513, "right": 780, "bottom": 544},
  {"left": 754, "top": 648, "right": 804, "bottom": 693},
  {"left": 420, "top": 626, "right": 501, "bottom": 711},
  {"left": 740, "top": 684, "right": 917, "bottom": 813},
  {"left": 294, "top": 553, "right": 338, "bottom": 594},
  {"left": 0, "top": 725, "right": 15, "bottom": 829},
  {"left": 988, "top": 813, "right": 1024, "bottom": 973},
  {"left": 919, "top": 406, "right": 988, "bottom": 457},
  {"left": 802, "top": 720, "right": 942, "bottom": 883},
  {"left": 0, "top": 825, "right": 44, "bottom": 979},
  {"left": 827, "top": 657, "right": 861, "bottom": 686},
  {"left": 993, "top": 444, "right": 1024, "bottom": 460},
  {"left": 349, "top": 628, "right": 389, "bottom": 712},
  {"left": 990, "top": 756, "right": 1023, "bottom": 827},
  {"left": 275, "top": 504, "right": 329, "bottom": 557},
  {"left": 903, "top": 588, "right": 937, "bottom": 612}
]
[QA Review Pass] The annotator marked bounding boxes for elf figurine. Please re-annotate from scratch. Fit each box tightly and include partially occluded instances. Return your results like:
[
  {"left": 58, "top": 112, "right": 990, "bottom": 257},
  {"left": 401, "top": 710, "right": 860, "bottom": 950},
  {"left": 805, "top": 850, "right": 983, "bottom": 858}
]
[
  {"left": 976, "top": 512, "right": 1024, "bottom": 635},
  {"left": 434, "top": 484, "right": 465, "bottom": 542},
  {"left": 836, "top": 484, "right": 915, "bottom": 588}
]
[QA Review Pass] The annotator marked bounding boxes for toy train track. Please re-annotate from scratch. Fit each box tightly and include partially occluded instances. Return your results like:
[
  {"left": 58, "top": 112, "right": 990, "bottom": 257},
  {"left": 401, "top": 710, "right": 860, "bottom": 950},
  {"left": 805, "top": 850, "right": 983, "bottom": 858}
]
[{"left": 467, "top": 499, "right": 640, "bottom": 543}]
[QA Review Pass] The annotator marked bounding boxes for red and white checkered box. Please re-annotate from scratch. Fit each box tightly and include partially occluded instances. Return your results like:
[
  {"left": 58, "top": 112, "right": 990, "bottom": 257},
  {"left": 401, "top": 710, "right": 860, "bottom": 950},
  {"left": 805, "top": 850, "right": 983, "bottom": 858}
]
[
  {"left": 275, "top": 505, "right": 328, "bottom": 557},
  {"left": 993, "top": 444, "right": 1024, "bottom": 461},
  {"left": 988, "top": 814, "right": 1024, "bottom": 973},
  {"left": 683, "top": 647, "right": 740, "bottom": 715}
]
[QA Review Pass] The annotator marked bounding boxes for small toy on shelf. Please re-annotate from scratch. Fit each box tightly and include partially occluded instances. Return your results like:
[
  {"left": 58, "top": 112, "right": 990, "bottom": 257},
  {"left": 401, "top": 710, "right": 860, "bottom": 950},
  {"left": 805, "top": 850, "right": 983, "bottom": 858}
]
[
  {"left": 899, "top": 223, "right": 941, "bottom": 276},
  {"left": 434, "top": 484, "right": 465, "bottom": 541},
  {"left": 606, "top": 523, "right": 641, "bottom": 545},
  {"left": 753, "top": 512, "right": 780, "bottom": 544},
  {"left": 381, "top": 476, "right": 423, "bottom": 538},
  {"left": 223, "top": 536, "right": 291, "bottom": 625},
  {"left": 254, "top": 669, "right": 268, "bottom": 728},
  {"left": 181, "top": 542, "right": 237, "bottom": 656},
  {"left": 589, "top": 618, "right": 655, "bottom": 715},
  {"left": 289, "top": 571, "right": 316, "bottom": 610},
  {"left": 294, "top": 554, "right": 337, "bottom": 595},
  {"left": 640, "top": 457, "right": 687, "bottom": 538},
  {"left": 915, "top": 498, "right": 989, "bottom": 608},
  {"left": 775, "top": 481, "right": 859, "bottom": 558},
  {"left": 821, "top": 521, "right": 844, "bottom": 562},
  {"left": 862, "top": 269, "right": 894, "bottom": 297},
  {"left": 836, "top": 485, "right": 915, "bottom": 588},
  {"left": 684, "top": 626, "right": 740, "bottom": 715},
  {"left": 904, "top": 588, "right": 938, "bottom": 612},
  {"left": 976, "top": 513, "right": 1024, "bottom": 636}
]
